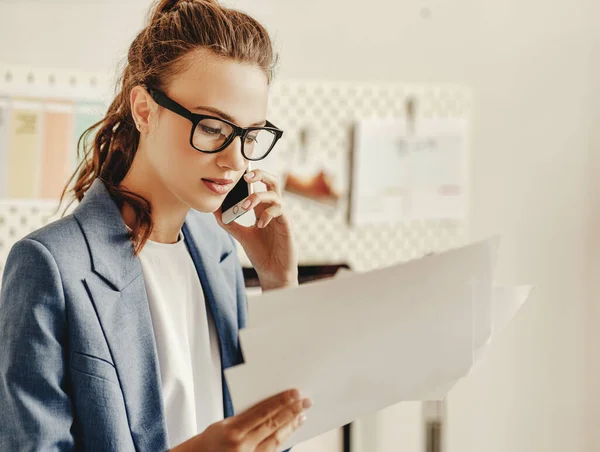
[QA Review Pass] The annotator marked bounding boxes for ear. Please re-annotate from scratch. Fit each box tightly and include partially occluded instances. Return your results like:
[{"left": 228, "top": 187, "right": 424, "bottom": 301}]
[{"left": 130, "top": 86, "right": 155, "bottom": 134}]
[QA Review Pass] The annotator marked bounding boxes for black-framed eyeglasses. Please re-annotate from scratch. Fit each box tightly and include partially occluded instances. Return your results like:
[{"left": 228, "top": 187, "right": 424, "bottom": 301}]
[{"left": 148, "top": 88, "right": 283, "bottom": 161}]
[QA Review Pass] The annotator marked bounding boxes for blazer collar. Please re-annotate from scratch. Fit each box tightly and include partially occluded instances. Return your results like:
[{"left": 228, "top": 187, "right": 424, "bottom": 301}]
[
  {"left": 72, "top": 178, "right": 232, "bottom": 290},
  {"left": 73, "top": 178, "right": 141, "bottom": 291}
]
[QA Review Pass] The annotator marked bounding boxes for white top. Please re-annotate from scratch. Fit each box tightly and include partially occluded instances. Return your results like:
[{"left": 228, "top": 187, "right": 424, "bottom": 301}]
[{"left": 138, "top": 232, "right": 224, "bottom": 448}]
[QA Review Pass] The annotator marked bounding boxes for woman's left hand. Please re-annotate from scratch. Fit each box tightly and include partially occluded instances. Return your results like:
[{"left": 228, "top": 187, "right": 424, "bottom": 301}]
[{"left": 213, "top": 169, "right": 298, "bottom": 291}]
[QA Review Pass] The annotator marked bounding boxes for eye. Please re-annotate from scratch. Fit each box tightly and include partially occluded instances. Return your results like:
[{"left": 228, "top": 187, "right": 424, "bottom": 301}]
[
  {"left": 246, "top": 133, "right": 259, "bottom": 144},
  {"left": 200, "top": 124, "right": 222, "bottom": 135}
]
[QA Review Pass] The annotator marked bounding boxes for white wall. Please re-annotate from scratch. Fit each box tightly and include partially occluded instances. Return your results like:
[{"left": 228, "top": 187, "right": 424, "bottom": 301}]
[
  {"left": 0, "top": 1, "right": 596, "bottom": 451},
  {"left": 585, "top": 0, "right": 600, "bottom": 449},
  {"left": 443, "top": 1, "right": 593, "bottom": 451}
]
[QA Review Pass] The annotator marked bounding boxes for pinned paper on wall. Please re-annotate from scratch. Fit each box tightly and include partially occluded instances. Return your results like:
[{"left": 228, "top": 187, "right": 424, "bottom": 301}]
[
  {"left": 73, "top": 102, "right": 104, "bottom": 169},
  {"left": 0, "top": 97, "right": 106, "bottom": 200},
  {"left": 409, "top": 118, "right": 467, "bottom": 220},
  {"left": 351, "top": 117, "right": 468, "bottom": 225},
  {"left": 7, "top": 99, "right": 43, "bottom": 199},
  {"left": 40, "top": 101, "right": 74, "bottom": 199},
  {"left": 350, "top": 118, "right": 410, "bottom": 224},
  {"left": 0, "top": 97, "right": 9, "bottom": 198}
]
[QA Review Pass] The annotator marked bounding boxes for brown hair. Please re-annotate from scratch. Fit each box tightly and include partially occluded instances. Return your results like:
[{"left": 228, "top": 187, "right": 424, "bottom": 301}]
[{"left": 60, "top": 0, "right": 278, "bottom": 253}]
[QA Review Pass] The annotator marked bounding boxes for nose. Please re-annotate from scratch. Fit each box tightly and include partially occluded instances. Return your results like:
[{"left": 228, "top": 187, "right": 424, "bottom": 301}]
[{"left": 216, "top": 136, "right": 247, "bottom": 171}]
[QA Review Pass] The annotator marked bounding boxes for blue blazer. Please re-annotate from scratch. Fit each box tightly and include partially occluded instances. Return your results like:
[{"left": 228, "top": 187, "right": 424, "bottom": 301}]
[{"left": 0, "top": 178, "right": 248, "bottom": 451}]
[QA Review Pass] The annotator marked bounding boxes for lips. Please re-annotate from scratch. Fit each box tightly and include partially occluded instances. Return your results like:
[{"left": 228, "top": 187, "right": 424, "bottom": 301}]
[
  {"left": 204, "top": 178, "right": 233, "bottom": 185},
  {"left": 202, "top": 178, "right": 233, "bottom": 195}
]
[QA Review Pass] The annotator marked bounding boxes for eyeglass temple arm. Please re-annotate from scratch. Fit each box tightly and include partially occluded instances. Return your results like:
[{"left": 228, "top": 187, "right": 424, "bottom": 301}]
[
  {"left": 148, "top": 88, "right": 194, "bottom": 122},
  {"left": 149, "top": 87, "right": 282, "bottom": 135}
]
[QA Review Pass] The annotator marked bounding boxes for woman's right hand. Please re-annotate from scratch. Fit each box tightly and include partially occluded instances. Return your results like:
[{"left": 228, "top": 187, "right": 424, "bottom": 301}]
[{"left": 171, "top": 389, "right": 312, "bottom": 452}]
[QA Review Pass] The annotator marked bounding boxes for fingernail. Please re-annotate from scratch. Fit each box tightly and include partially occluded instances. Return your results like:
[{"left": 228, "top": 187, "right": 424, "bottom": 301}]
[
  {"left": 297, "top": 415, "right": 306, "bottom": 427},
  {"left": 290, "top": 390, "right": 300, "bottom": 401},
  {"left": 242, "top": 199, "right": 251, "bottom": 209},
  {"left": 302, "top": 398, "right": 312, "bottom": 410},
  {"left": 257, "top": 219, "right": 264, "bottom": 228},
  {"left": 245, "top": 171, "right": 255, "bottom": 180}
]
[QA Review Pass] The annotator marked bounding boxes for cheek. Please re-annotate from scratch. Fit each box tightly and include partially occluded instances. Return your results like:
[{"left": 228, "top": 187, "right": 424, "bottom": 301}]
[
  {"left": 164, "top": 115, "right": 192, "bottom": 150},
  {"left": 154, "top": 118, "right": 223, "bottom": 186},
  {"left": 152, "top": 116, "right": 197, "bottom": 172}
]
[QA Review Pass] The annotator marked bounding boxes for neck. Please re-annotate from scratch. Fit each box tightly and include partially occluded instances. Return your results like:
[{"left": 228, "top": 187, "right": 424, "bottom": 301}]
[{"left": 119, "top": 150, "right": 189, "bottom": 244}]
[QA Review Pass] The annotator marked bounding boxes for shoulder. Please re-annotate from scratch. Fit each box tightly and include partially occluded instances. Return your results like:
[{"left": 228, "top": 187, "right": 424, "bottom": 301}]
[
  {"left": 22, "top": 214, "right": 87, "bottom": 260},
  {"left": 23, "top": 213, "right": 80, "bottom": 242},
  {"left": 5, "top": 214, "right": 89, "bottom": 279}
]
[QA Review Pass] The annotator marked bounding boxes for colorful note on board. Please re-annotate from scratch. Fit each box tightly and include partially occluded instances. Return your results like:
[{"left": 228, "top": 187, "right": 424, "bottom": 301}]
[
  {"left": 73, "top": 102, "right": 105, "bottom": 170},
  {"left": 7, "top": 99, "right": 43, "bottom": 199},
  {"left": 40, "top": 100, "right": 74, "bottom": 199},
  {"left": 0, "top": 97, "right": 9, "bottom": 198}
]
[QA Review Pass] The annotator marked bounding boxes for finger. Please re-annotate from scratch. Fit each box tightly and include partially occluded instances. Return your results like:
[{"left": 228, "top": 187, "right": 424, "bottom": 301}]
[
  {"left": 256, "top": 204, "right": 283, "bottom": 229},
  {"left": 255, "top": 411, "right": 308, "bottom": 452},
  {"left": 242, "top": 190, "right": 281, "bottom": 221},
  {"left": 246, "top": 398, "right": 310, "bottom": 447},
  {"left": 254, "top": 415, "right": 304, "bottom": 452},
  {"left": 232, "top": 389, "right": 300, "bottom": 433},
  {"left": 245, "top": 169, "right": 282, "bottom": 196},
  {"left": 241, "top": 190, "right": 281, "bottom": 212}
]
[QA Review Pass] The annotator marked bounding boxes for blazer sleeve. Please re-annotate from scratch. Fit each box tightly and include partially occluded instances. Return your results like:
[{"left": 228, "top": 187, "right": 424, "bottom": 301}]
[{"left": 0, "top": 238, "right": 74, "bottom": 451}]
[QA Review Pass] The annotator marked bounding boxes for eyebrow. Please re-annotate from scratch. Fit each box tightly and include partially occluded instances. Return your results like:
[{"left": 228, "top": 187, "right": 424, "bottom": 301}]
[{"left": 194, "top": 105, "right": 266, "bottom": 127}]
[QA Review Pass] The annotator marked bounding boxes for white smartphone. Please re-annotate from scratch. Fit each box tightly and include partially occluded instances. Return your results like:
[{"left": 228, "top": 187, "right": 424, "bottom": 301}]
[{"left": 221, "top": 164, "right": 253, "bottom": 225}]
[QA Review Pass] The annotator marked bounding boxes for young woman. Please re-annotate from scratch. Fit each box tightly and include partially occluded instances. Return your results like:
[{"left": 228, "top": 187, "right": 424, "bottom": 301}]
[{"left": 0, "top": 0, "right": 311, "bottom": 450}]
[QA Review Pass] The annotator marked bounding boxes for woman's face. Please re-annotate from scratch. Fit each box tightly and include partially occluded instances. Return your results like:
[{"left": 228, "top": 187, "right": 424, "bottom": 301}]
[{"left": 144, "top": 48, "right": 269, "bottom": 213}]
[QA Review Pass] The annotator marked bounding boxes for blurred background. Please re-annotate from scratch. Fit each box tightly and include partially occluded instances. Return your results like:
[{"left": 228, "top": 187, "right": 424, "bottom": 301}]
[{"left": 0, "top": 0, "right": 599, "bottom": 451}]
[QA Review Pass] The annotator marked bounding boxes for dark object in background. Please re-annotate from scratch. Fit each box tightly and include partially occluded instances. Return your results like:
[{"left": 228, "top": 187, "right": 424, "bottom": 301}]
[
  {"left": 242, "top": 263, "right": 351, "bottom": 288},
  {"left": 242, "top": 263, "right": 353, "bottom": 452}
]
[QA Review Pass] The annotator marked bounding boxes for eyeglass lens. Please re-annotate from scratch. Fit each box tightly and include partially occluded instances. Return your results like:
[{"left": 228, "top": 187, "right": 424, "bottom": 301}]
[{"left": 192, "top": 117, "right": 277, "bottom": 159}]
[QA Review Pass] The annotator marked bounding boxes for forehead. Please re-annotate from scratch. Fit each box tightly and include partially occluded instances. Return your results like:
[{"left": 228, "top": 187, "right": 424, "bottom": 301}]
[{"left": 166, "top": 48, "right": 269, "bottom": 127}]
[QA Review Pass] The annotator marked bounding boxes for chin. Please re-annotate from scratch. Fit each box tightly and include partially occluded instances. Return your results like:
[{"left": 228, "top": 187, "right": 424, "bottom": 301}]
[
  {"left": 177, "top": 183, "right": 224, "bottom": 213},
  {"left": 187, "top": 197, "right": 223, "bottom": 214}
]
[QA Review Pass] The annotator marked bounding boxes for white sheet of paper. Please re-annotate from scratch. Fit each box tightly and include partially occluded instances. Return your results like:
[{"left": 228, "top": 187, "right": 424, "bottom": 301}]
[
  {"left": 239, "top": 285, "right": 532, "bottom": 413},
  {"left": 246, "top": 237, "right": 499, "bottom": 330},
  {"left": 224, "top": 238, "right": 525, "bottom": 451},
  {"left": 491, "top": 285, "right": 532, "bottom": 335},
  {"left": 226, "top": 283, "right": 474, "bottom": 451},
  {"left": 425, "top": 285, "right": 533, "bottom": 400},
  {"left": 473, "top": 285, "right": 533, "bottom": 360}
]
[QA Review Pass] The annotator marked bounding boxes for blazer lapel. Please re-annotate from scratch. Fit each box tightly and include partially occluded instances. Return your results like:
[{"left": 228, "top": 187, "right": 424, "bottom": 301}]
[
  {"left": 182, "top": 216, "right": 240, "bottom": 418},
  {"left": 73, "top": 179, "right": 168, "bottom": 451}
]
